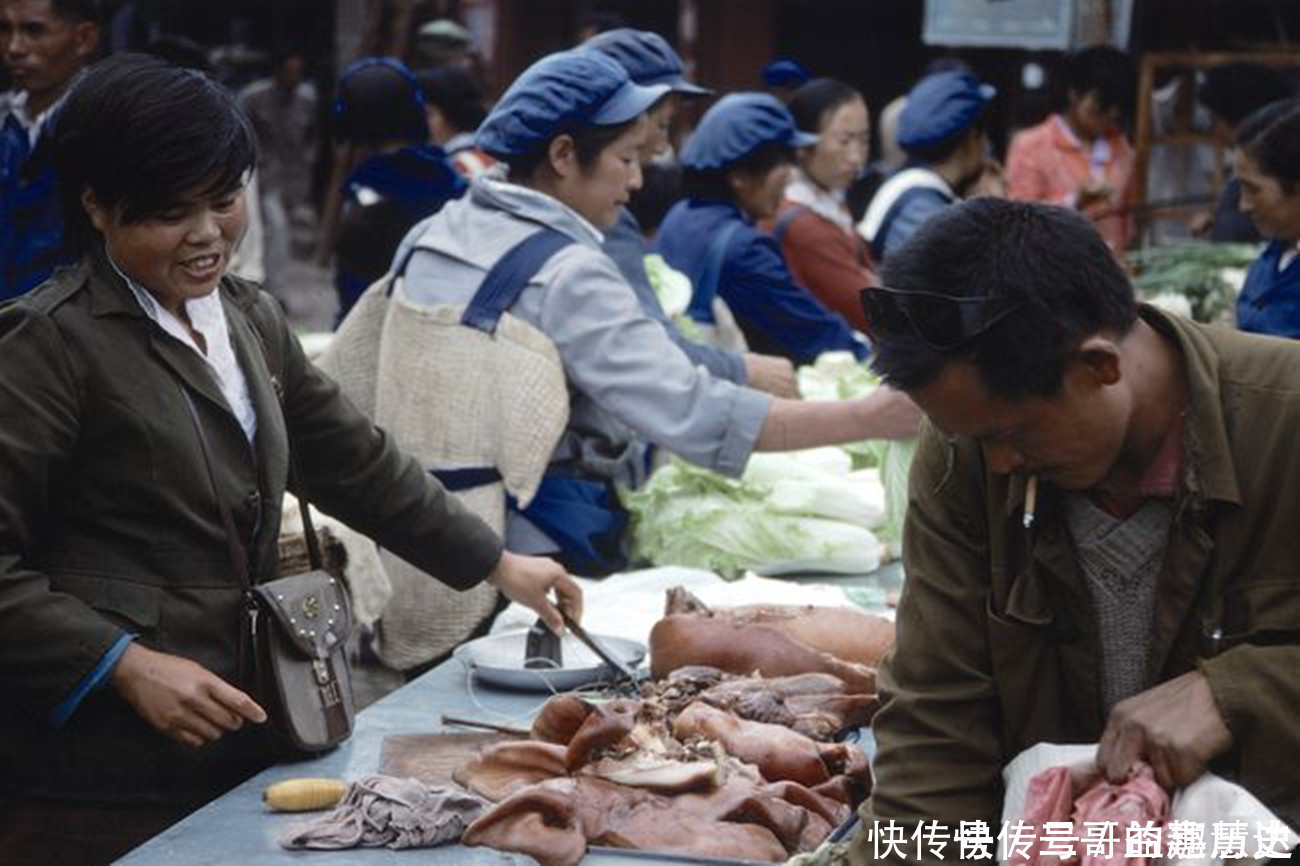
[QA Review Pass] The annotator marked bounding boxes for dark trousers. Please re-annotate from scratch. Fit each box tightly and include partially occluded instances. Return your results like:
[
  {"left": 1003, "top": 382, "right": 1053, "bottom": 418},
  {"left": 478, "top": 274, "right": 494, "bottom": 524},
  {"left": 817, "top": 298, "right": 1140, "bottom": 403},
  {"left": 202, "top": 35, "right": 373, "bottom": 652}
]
[{"left": 0, "top": 799, "right": 195, "bottom": 866}]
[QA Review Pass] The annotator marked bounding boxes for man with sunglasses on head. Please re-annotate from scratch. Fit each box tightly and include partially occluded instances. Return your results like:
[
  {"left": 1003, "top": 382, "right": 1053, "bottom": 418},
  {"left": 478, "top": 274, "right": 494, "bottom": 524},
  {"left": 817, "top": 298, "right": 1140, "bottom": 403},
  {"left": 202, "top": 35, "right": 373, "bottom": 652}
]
[{"left": 850, "top": 197, "right": 1299, "bottom": 864}]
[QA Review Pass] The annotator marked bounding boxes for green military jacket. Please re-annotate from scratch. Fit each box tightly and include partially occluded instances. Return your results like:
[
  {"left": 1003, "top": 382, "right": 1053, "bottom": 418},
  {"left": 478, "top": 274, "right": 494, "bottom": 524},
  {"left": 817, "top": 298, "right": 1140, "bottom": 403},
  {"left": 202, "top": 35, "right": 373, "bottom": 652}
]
[
  {"left": 0, "top": 253, "right": 503, "bottom": 803},
  {"left": 853, "top": 307, "right": 1299, "bottom": 864}
]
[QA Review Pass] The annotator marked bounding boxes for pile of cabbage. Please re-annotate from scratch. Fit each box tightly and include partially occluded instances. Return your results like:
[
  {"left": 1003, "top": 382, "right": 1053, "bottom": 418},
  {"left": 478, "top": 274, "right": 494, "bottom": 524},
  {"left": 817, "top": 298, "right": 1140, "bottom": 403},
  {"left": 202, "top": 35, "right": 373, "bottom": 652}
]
[{"left": 624, "top": 353, "right": 915, "bottom": 580}]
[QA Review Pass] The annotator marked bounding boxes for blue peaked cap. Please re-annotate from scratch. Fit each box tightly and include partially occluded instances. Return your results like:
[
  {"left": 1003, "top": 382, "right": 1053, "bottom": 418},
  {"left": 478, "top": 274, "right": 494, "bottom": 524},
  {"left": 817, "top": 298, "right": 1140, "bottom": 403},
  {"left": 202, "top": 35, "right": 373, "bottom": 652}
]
[
  {"left": 680, "top": 92, "right": 818, "bottom": 171},
  {"left": 584, "top": 28, "right": 711, "bottom": 95},
  {"left": 897, "top": 71, "right": 996, "bottom": 151},
  {"left": 476, "top": 49, "right": 669, "bottom": 158},
  {"left": 762, "top": 58, "right": 811, "bottom": 88}
]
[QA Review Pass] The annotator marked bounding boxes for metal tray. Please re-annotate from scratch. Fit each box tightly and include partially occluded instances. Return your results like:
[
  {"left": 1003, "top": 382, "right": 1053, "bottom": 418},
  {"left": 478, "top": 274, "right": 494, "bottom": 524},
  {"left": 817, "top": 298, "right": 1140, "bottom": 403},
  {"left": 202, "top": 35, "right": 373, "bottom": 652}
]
[{"left": 453, "top": 628, "right": 646, "bottom": 692}]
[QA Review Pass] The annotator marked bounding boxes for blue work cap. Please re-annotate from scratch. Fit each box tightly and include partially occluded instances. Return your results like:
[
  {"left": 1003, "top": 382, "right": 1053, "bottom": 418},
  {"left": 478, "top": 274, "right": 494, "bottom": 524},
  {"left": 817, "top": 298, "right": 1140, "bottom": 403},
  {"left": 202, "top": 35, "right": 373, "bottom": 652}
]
[
  {"left": 680, "top": 92, "right": 818, "bottom": 172},
  {"left": 761, "top": 58, "right": 811, "bottom": 89},
  {"left": 476, "top": 49, "right": 670, "bottom": 158},
  {"left": 584, "top": 28, "right": 711, "bottom": 96},
  {"left": 897, "top": 71, "right": 996, "bottom": 151}
]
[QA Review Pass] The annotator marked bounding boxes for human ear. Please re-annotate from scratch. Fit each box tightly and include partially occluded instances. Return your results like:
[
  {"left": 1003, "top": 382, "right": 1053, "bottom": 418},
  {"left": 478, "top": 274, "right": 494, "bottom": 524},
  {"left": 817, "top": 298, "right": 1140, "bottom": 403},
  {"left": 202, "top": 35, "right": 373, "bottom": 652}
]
[
  {"left": 80, "top": 189, "right": 108, "bottom": 232},
  {"left": 73, "top": 22, "right": 100, "bottom": 60},
  {"left": 1075, "top": 336, "right": 1122, "bottom": 386},
  {"left": 547, "top": 134, "right": 578, "bottom": 179}
]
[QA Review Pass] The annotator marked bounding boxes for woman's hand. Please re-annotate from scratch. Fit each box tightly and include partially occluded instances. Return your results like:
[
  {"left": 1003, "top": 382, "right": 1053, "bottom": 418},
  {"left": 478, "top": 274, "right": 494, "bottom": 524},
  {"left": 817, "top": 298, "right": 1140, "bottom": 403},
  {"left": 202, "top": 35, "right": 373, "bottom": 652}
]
[
  {"left": 857, "top": 386, "right": 924, "bottom": 440},
  {"left": 110, "top": 642, "right": 267, "bottom": 748},
  {"left": 486, "top": 550, "right": 584, "bottom": 634},
  {"left": 743, "top": 353, "right": 800, "bottom": 398}
]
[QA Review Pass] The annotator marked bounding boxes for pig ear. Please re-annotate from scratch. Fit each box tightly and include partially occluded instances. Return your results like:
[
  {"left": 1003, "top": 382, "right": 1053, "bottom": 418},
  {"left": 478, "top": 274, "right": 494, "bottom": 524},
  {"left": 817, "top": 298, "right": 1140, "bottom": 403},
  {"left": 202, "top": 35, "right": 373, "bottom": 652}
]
[{"left": 461, "top": 782, "right": 586, "bottom": 864}]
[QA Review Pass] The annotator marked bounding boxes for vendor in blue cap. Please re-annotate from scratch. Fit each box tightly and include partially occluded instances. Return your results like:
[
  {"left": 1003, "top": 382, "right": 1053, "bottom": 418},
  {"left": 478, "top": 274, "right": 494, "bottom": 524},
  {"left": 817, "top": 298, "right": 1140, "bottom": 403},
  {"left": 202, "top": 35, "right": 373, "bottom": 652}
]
[
  {"left": 586, "top": 28, "right": 798, "bottom": 397},
  {"left": 387, "top": 50, "right": 920, "bottom": 574},
  {"left": 654, "top": 92, "right": 871, "bottom": 365},
  {"left": 859, "top": 70, "right": 998, "bottom": 261}
]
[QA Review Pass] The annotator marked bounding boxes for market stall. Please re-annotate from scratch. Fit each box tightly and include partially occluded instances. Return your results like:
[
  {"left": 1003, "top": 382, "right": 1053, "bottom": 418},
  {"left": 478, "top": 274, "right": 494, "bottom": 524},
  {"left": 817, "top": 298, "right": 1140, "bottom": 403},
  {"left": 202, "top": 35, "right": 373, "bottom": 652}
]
[{"left": 114, "top": 566, "right": 900, "bottom": 866}]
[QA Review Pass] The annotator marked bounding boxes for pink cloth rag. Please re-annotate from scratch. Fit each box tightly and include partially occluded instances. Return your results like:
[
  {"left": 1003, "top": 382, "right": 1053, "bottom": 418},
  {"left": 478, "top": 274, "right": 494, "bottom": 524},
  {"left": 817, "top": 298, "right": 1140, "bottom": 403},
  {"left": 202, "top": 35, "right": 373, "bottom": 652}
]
[{"left": 1009, "top": 763, "right": 1170, "bottom": 866}]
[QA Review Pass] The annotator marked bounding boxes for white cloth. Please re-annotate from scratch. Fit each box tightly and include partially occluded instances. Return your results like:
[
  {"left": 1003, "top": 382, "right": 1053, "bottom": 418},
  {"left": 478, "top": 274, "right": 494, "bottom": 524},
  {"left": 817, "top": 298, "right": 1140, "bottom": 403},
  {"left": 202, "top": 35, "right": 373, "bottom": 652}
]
[
  {"left": 114, "top": 255, "right": 257, "bottom": 442},
  {"left": 1001, "top": 743, "right": 1298, "bottom": 865},
  {"left": 491, "top": 565, "right": 869, "bottom": 645}
]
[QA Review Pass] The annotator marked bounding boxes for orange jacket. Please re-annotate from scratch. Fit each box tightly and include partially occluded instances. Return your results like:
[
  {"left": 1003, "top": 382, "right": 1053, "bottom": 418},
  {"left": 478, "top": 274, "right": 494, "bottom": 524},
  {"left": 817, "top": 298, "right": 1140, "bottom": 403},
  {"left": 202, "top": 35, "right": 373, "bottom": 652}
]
[{"left": 1006, "top": 115, "right": 1136, "bottom": 254}]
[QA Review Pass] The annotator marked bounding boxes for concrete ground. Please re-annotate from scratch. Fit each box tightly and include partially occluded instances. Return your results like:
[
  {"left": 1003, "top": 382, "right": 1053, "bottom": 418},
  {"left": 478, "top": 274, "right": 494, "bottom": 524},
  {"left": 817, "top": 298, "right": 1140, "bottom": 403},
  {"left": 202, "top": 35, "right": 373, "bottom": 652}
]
[{"left": 272, "top": 254, "right": 339, "bottom": 336}]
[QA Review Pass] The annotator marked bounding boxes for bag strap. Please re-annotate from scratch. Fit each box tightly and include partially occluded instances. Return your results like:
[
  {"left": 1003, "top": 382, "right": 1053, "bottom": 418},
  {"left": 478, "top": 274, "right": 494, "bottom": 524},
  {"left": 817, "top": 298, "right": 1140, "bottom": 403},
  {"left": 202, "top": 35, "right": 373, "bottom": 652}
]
[
  {"left": 178, "top": 385, "right": 253, "bottom": 592},
  {"left": 461, "top": 228, "right": 574, "bottom": 334},
  {"left": 770, "top": 204, "right": 809, "bottom": 244},
  {"left": 189, "top": 304, "right": 326, "bottom": 577},
  {"left": 277, "top": 383, "right": 325, "bottom": 573},
  {"left": 686, "top": 218, "right": 742, "bottom": 324}
]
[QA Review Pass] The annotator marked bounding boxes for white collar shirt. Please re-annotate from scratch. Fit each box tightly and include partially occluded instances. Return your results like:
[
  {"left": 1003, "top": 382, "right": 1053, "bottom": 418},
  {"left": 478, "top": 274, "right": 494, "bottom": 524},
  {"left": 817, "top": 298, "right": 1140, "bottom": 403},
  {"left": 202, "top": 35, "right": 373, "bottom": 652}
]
[{"left": 111, "top": 254, "right": 258, "bottom": 443}]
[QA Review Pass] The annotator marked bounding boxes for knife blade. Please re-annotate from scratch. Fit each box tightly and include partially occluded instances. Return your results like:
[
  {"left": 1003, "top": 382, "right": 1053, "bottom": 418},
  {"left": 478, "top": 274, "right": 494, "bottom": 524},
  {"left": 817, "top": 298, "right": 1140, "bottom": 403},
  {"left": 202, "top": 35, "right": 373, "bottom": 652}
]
[{"left": 560, "top": 609, "right": 640, "bottom": 684}]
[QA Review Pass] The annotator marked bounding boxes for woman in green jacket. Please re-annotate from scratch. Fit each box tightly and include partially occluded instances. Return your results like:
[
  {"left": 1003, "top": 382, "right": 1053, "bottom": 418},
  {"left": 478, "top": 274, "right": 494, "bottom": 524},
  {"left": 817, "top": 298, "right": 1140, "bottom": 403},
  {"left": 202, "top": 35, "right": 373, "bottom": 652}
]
[{"left": 0, "top": 53, "right": 581, "bottom": 866}]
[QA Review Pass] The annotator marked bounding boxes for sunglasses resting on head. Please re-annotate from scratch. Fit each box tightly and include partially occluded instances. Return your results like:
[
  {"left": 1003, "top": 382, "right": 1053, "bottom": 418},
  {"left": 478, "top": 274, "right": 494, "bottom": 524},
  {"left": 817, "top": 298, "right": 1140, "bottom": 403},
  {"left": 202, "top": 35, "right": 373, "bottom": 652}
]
[{"left": 861, "top": 285, "right": 1025, "bottom": 351}]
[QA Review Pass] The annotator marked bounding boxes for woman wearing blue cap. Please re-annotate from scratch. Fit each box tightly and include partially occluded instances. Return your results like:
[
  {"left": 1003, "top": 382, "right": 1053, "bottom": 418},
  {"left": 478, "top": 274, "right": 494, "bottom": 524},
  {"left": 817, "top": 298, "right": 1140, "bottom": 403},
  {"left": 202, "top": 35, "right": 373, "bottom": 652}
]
[
  {"left": 859, "top": 70, "right": 997, "bottom": 263},
  {"left": 586, "top": 28, "right": 798, "bottom": 397},
  {"left": 654, "top": 92, "right": 870, "bottom": 365},
  {"left": 390, "top": 50, "right": 919, "bottom": 575}
]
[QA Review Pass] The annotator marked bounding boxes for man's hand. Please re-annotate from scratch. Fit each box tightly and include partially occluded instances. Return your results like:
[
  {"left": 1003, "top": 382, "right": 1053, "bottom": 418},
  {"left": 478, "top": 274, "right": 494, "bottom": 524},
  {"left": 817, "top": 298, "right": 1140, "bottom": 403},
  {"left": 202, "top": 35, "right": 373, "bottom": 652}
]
[
  {"left": 110, "top": 642, "right": 267, "bottom": 749},
  {"left": 1097, "top": 670, "right": 1233, "bottom": 791},
  {"left": 743, "top": 353, "right": 799, "bottom": 398},
  {"left": 487, "top": 550, "right": 584, "bottom": 634}
]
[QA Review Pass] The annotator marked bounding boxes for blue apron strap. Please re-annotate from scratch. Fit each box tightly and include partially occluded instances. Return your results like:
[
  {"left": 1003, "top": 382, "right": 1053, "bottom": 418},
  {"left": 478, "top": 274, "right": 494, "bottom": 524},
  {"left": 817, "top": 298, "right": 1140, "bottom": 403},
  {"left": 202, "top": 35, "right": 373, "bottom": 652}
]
[
  {"left": 387, "top": 243, "right": 421, "bottom": 296},
  {"left": 687, "top": 218, "right": 742, "bottom": 324},
  {"left": 770, "top": 204, "right": 808, "bottom": 245},
  {"left": 871, "top": 186, "right": 950, "bottom": 262},
  {"left": 461, "top": 229, "right": 574, "bottom": 334},
  {"left": 430, "top": 466, "right": 502, "bottom": 491}
]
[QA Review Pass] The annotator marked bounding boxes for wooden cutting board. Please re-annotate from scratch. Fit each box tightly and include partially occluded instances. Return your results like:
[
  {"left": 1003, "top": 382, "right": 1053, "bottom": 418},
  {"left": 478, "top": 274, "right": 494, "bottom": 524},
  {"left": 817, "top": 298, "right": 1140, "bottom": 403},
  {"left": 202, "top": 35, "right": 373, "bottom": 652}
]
[{"left": 378, "top": 732, "right": 515, "bottom": 786}]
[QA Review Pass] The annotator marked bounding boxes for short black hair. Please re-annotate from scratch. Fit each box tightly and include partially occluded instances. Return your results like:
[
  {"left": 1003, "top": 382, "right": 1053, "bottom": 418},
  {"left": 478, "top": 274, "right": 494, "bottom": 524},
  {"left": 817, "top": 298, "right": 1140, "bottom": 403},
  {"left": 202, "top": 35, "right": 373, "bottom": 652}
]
[
  {"left": 333, "top": 57, "right": 429, "bottom": 145},
  {"left": 787, "top": 77, "right": 862, "bottom": 135},
  {"left": 1235, "top": 98, "right": 1300, "bottom": 192},
  {"left": 870, "top": 198, "right": 1138, "bottom": 400},
  {"left": 55, "top": 53, "right": 257, "bottom": 255},
  {"left": 506, "top": 117, "right": 640, "bottom": 182},
  {"left": 682, "top": 141, "right": 793, "bottom": 202},
  {"left": 1062, "top": 45, "right": 1135, "bottom": 117},
  {"left": 415, "top": 64, "right": 486, "bottom": 133},
  {"left": 51, "top": 0, "right": 103, "bottom": 24},
  {"left": 1198, "top": 63, "right": 1293, "bottom": 128}
]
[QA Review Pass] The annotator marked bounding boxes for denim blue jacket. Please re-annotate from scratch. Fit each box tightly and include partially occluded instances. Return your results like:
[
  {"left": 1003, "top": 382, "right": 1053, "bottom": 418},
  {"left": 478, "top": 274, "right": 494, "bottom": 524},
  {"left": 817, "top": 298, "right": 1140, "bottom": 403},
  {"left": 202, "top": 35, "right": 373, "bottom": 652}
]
[{"left": 1236, "top": 240, "right": 1300, "bottom": 339}]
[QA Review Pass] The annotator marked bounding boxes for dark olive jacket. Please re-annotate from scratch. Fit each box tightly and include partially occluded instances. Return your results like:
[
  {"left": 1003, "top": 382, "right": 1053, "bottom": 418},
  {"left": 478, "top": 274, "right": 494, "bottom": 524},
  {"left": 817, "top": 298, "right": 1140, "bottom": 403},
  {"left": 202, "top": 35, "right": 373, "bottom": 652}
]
[
  {"left": 0, "top": 253, "right": 502, "bottom": 804},
  {"left": 853, "top": 307, "right": 1300, "bottom": 864}
]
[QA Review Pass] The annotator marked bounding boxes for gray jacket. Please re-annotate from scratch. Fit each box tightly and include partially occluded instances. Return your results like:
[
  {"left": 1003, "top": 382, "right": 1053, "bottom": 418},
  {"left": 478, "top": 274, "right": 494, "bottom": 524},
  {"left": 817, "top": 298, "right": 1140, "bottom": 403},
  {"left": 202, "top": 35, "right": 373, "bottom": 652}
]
[{"left": 402, "top": 176, "right": 770, "bottom": 485}]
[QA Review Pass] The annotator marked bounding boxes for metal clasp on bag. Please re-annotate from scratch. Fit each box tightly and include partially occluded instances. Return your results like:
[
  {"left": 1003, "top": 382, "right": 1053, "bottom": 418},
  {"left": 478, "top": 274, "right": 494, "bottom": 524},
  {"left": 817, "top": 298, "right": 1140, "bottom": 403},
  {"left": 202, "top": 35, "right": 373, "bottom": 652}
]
[{"left": 313, "top": 659, "right": 343, "bottom": 707}]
